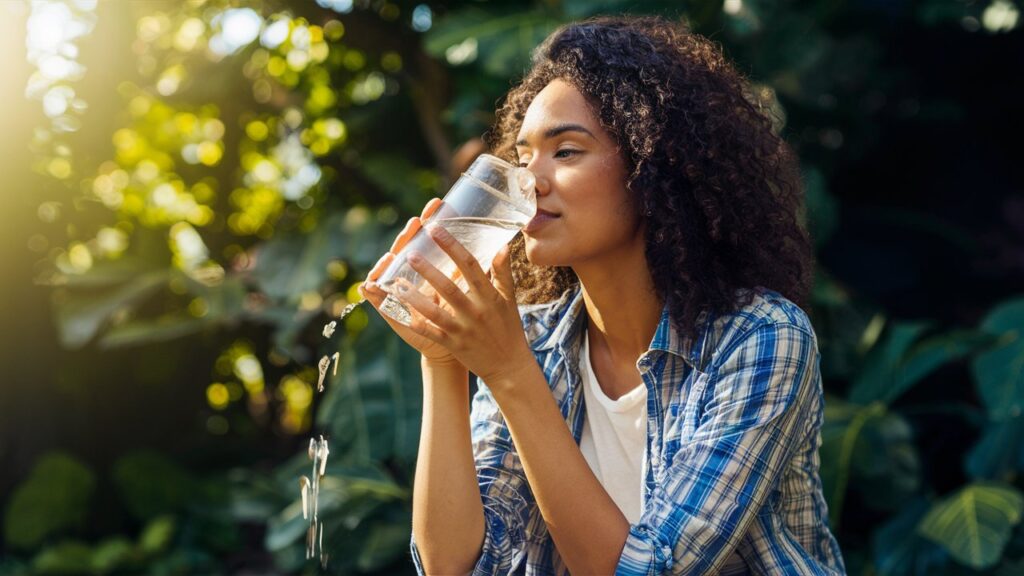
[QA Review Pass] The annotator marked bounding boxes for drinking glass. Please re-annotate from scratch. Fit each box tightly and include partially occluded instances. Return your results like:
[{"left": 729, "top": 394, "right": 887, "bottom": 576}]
[{"left": 376, "top": 154, "right": 536, "bottom": 326}]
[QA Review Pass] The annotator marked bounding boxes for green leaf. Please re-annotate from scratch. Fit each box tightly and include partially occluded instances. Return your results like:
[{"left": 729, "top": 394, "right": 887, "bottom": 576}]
[
  {"left": 849, "top": 321, "right": 932, "bottom": 405},
  {"left": 41, "top": 258, "right": 162, "bottom": 288},
  {"left": 98, "top": 316, "right": 208, "bottom": 349},
  {"left": 851, "top": 409, "right": 920, "bottom": 511},
  {"left": 918, "top": 482, "right": 1024, "bottom": 570},
  {"left": 253, "top": 212, "right": 349, "bottom": 302},
  {"left": 112, "top": 451, "right": 195, "bottom": 521},
  {"left": 356, "top": 520, "right": 413, "bottom": 572},
  {"left": 973, "top": 298, "right": 1024, "bottom": 421},
  {"left": 965, "top": 415, "right": 1024, "bottom": 481},
  {"left": 901, "top": 330, "right": 998, "bottom": 392},
  {"left": 872, "top": 498, "right": 951, "bottom": 576},
  {"left": 425, "top": 8, "right": 563, "bottom": 77},
  {"left": 90, "top": 537, "right": 135, "bottom": 574},
  {"left": 138, "top": 515, "right": 176, "bottom": 555},
  {"left": 32, "top": 541, "right": 93, "bottom": 575},
  {"left": 820, "top": 399, "right": 883, "bottom": 527},
  {"left": 358, "top": 155, "right": 438, "bottom": 215},
  {"left": 3, "top": 452, "right": 96, "bottom": 550},
  {"left": 820, "top": 399, "right": 919, "bottom": 526},
  {"left": 52, "top": 270, "right": 168, "bottom": 348}
]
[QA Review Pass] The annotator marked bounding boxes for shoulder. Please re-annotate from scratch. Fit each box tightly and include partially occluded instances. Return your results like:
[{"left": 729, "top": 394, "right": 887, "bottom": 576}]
[{"left": 705, "top": 287, "right": 818, "bottom": 370}]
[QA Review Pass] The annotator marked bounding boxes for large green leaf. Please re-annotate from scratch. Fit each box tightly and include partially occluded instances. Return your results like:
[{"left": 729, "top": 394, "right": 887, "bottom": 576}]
[
  {"left": 3, "top": 453, "right": 96, "bottom": 550},
  {"left": 265, "top": 461, "right": 410, "bottom": 573},
  {"left": 358, "top": 155, "right": 438, "bottom": 215},
  {"left": 820, "top": 398, "right": 919, "bottom": 526},
  {"left": 98, "top": 317, "right": 209, "bottom": 349},
  {"left": 853, "top": 326, "right": 998, "bottom": 407},
  {"left": 973, "top": 298, "right": 1024, "bottom": 421},
  {"left": 111, "top": 451, "right": 196, "bottom": 521},
  {"left": 918, "top": 482, "right": 1024, "bottom": 570},
  {"left": 44, "top": 257, "right": 162, "bottom": 289},
  {"left": 872, "top": 498, "right": 951, "bottom": 576},
  {"left": 31, "top": 541, "right": 93, "bottom": 575},
  {"left": 90, "top": 537, "right": 135, "bottom": 574},
  {"left": 849, "top": 321, "right": 932, "bottom": 405},
  {"left": 253, "top": 212, "right": 348, "bottom": 302},
  {"left": 425, "top": 7, "right": 564, "bottom": 77},
  {"left": 965, "top": 415, "right": 1024, "bottom": 481},
  {"left": 52, "top": 270, "right": 168, "bottom": 348},
  {"left": 356, "top": 516, "right": 414, "bottom": 572}
]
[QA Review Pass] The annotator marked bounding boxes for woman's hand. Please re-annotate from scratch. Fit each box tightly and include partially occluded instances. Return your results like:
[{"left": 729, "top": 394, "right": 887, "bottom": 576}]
[
  {"left": 386, "top": 223, "right": 537, "bottom": 385},
  {"left": 358, "top": 198, "right": 460, "bottom": 366}
]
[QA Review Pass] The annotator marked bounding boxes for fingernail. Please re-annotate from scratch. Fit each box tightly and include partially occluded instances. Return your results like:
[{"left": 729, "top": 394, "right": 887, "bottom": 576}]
[
  {"left": 396, "top": 283, "right": 410, "bottom": 293},
  {"left": 408, "top": 251, "right": 422, "bottom": 264}
]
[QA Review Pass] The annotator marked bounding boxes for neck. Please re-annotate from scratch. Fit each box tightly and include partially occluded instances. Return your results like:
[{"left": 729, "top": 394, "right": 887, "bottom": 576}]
[{"left": 573, "top": 241, "right": 662, "bottom": 368}]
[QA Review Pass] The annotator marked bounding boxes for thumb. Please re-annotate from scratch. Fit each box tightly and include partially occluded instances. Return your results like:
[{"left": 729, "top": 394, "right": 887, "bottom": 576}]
[{"left": 491, "top": 244, "right": 516, "bottom": 301}]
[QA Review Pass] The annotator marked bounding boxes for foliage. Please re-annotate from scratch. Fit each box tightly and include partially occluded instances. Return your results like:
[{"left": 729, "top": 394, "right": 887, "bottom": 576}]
[
  {"left": 4, "top": 453, "right": 95, "bottom": 551},
  {"left": 0, "top": 451, "right": 246, "bottom": 575},
  {"left": 4, "top": 0, "right": 1023, "bottom": 574}
]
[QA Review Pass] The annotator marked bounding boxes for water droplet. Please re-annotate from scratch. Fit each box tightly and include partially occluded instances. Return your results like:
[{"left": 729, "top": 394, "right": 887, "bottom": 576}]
[{"left": 322, "top": 320, "right": 337, "bottom": 338}]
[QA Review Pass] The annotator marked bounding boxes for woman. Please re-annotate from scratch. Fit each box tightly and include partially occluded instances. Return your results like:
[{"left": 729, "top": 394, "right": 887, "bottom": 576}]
[{"left": 359, "top": 15, "right": 845, "bottom": 576}]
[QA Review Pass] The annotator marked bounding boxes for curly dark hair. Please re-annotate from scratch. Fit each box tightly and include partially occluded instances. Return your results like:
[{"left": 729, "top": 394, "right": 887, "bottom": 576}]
[{"left": 488, "top": 15, "right": 815, "bottom": 341}]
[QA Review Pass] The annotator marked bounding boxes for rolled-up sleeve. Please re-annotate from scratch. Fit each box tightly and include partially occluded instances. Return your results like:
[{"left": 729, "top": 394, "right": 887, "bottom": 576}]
[
  {"left": 617, "top": 321, "right": 820, "bottom": 575},
  {"left": 410, "top": 376, "right": 534, "bottom": 576}
]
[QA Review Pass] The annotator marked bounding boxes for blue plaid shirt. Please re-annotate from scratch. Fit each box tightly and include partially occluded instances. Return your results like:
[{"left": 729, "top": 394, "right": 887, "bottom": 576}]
[{"left": 411, "top": 285, "right": 846, "bottom": 575}]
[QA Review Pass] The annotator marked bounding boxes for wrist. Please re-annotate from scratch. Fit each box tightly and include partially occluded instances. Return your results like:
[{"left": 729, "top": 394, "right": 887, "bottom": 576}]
[
  {"left": 421, "top": 355, "right": 466, "bottom": 372},
  {"left": 482, "top": 351, "right": 543, "bottom": 397}
]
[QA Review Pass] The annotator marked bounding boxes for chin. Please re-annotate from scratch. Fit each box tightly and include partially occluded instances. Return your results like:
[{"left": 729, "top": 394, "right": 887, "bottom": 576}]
[{"left": 524, "top": 237, "right": 566, "bottom": 268}]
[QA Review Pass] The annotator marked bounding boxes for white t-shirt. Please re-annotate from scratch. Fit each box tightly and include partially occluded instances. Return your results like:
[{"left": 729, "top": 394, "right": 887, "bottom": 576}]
[{"left": 577, "top": 330, "right": 647, "bottom": 524}]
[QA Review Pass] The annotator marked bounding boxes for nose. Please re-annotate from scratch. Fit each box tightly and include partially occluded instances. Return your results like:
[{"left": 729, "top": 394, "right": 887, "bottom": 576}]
[{"left": 524, "top": 158, "right": 551, "bottom": 197}]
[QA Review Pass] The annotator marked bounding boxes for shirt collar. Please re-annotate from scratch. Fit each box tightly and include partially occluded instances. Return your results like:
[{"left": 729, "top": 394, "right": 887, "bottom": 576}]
[{"left": 531, "top": 284, "right": 713, "bottom": 371}]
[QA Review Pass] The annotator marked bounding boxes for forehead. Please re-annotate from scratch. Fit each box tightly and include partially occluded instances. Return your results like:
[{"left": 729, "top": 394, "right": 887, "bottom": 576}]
[{"left": 517, "top": 79, "right": 599, "bottom": 138}]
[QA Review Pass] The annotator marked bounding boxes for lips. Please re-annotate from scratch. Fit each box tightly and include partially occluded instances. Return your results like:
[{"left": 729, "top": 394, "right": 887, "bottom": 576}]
[{"left": 525, "top": 209, "right": 559, "bottom": 233}]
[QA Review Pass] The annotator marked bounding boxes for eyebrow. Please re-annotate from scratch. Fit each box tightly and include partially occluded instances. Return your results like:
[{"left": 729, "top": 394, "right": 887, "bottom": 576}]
[{"left": 515, "top": 123, "right": 596, "bottom": 147}]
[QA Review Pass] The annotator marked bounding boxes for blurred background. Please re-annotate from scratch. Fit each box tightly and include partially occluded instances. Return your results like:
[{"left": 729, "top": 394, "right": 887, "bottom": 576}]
[{"left": 1, "top": 0, "right": 1023, "bottom": 574}]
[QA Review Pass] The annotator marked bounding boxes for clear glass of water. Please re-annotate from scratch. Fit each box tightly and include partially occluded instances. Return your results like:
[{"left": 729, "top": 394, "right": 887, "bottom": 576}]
[{"left": 376, "top": 154, "right": 536, "bottom": 326}]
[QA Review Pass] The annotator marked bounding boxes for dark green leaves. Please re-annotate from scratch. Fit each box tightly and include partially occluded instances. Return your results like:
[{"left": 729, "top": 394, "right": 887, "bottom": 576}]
[
  {"left": 4, "top": 453, "right": 96, "bottom": 550},
  {"left": 973, "top": 298, "right": 1024, "bottom": 422}
]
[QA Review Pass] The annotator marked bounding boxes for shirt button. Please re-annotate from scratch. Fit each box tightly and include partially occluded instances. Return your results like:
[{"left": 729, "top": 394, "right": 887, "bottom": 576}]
[{"left": 637, "top": 357, "right": 651, "bottom": 374}]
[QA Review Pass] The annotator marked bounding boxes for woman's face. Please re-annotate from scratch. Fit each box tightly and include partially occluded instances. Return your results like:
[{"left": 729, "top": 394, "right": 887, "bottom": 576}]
[{"left": 515, "top": 79, "right": 641, "bottom": 269}]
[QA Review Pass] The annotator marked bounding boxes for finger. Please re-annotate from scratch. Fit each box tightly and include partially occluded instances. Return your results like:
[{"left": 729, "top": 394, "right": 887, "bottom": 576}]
[
  {"left": 360, "top": 281, "right": 441, "bottom": 338},
  {"left": 367, "top": 252, "right": 394, "bottom": 282},
  {"left": 407, "top": 251, "right": 471, "bottom": 312},
  {"left": 426, "top": 224, "right": 489, "bottom": 294},
  {"left": 421, "top": 198, "right": 442, "bottom": 220},
  {"left": 358, "top": 281, "right": 388, "bottom": 307},
  {"left": 390, "top": 217, "right": 422, "bottom": 253},
  {"left": 394, "top": 284, "right": 459, "bottom": 334},
  {"left": 491, "top": 244, "right": 516, "bottom": 301}
]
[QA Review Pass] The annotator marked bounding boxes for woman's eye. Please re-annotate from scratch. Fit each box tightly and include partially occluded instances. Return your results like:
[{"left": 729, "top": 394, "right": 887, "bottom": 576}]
[{"left": 554, "top": 149, "right": 579, "bottom": 159}]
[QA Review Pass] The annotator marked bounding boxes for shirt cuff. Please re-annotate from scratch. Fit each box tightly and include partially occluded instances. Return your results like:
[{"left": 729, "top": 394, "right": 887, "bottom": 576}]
[{"left": 615, "top": 524, "right": 675, "bottom": 576}]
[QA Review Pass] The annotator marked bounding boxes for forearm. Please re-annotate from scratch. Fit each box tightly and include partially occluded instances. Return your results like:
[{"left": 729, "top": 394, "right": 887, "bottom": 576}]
[
  {"left": 412, "top": 358, "right": 485, "bottom": 574},
  {"left": 490, "top": 363, "right": 630, "bottom": 574}
]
